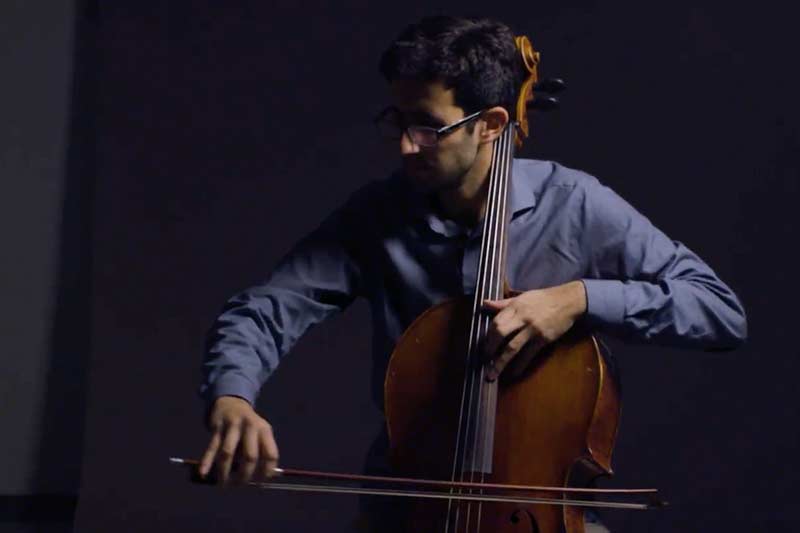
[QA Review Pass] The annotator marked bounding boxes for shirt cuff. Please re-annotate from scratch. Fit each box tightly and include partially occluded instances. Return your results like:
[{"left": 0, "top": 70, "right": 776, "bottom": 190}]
[
  {"left": 202, "top": 372, "right": 259, "bottom": 407},
  {"left": 581, "top": 279, "right": 625, "bottom": 328}
]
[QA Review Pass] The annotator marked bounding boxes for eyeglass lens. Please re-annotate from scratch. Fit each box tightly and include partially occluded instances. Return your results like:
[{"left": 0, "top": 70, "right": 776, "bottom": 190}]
[{"left": 375, "top": 109, "right": 439, "bottom": 147}]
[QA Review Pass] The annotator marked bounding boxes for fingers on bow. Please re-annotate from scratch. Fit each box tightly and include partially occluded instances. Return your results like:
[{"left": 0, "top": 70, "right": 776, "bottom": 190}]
[{"left": 201, "top": 421, "right": 279, "bottom": 486}]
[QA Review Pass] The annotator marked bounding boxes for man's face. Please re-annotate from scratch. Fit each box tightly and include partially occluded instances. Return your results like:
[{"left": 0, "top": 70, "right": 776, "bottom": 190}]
[{"left": 389, "top": 79, "right": 483, "bottom": 193}]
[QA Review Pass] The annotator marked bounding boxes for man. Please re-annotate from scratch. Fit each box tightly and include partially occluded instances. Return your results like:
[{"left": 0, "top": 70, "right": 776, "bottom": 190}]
[{"left": 197, "top": 16, "right": 747, "bottom": 532}]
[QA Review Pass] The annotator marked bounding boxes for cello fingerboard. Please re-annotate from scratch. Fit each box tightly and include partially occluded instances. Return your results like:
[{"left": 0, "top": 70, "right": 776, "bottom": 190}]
[{"left": 456, "top": 122, "right": 516, "bottom": 476}]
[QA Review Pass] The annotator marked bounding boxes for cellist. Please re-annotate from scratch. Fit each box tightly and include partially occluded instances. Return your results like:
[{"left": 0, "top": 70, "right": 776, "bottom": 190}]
[{"left": 196, "top": 16, "right": 747, "bottom": 532}]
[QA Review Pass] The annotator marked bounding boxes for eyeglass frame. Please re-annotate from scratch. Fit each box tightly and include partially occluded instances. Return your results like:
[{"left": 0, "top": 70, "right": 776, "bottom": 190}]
[{"left": 374, "top": 107, "right": 485, "bottom": 147}]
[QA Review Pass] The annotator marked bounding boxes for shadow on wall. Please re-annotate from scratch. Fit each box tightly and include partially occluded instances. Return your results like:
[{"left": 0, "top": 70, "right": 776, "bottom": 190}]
[{"left": 19, "top": 0, "right": 96, "bottom": 530}]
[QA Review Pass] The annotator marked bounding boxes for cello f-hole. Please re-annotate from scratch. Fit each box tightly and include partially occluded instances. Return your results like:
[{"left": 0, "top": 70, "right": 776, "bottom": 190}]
[{"left": 510, "top": 508, "right": 538, "bottom": 533}]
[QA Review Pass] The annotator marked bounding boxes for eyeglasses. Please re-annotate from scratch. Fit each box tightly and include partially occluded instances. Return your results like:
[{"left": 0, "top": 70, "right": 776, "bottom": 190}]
[{"left": 374, "top": 107, "right": 484, "bottom": 147}]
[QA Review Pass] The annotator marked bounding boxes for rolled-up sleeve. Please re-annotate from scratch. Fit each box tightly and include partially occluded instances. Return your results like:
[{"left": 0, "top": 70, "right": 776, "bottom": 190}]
[
  {"left": 579, "top": 178, "right": 747, "bottom": 349},
  {"left": 199, "top": 191, "right": 369, "bottom": 406}
]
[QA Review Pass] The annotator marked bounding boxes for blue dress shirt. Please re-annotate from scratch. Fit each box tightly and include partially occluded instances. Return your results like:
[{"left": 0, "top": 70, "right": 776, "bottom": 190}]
[{"left": 201, "top": 159, "right": 747, "bottom": 407}]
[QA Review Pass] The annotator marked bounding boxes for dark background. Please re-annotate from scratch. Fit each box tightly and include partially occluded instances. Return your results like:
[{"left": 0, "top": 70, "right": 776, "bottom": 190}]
[{"left": 3, "top": 1, "right": 798, "bottom": 532}]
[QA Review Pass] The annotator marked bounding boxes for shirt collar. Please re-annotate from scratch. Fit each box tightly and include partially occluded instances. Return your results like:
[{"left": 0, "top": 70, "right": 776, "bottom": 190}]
[
  {"left": 508, "top": 159, "right": 538, "bottom": 215},
  {"left": 400, "top": 159, "right": 539, "bottom": 238}
]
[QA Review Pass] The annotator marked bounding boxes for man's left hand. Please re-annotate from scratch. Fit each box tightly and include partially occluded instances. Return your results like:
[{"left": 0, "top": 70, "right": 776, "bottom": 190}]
[{"left": 482, "top": 280, "right": 587, "bottom": 381}]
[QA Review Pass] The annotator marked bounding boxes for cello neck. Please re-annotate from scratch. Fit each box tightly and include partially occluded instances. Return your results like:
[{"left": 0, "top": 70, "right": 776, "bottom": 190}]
[
  {"left": 474, "top": 122, "right": 516, "bottom": 304},
  {"left": 453, "top": 123, "right": 517, "bottom": 476}
]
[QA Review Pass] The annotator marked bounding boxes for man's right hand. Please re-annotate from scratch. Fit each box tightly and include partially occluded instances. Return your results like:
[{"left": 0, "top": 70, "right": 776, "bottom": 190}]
[{"left": 198, "top": 395, "right": 280, "bottom": 485}]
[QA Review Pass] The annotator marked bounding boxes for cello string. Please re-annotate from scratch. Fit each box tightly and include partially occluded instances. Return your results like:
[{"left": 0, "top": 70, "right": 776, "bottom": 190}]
[
  {"left": 459, "top": 132, "right": 498, "bottom": 533},
  {"left": 470, "top": 141, "right": 497, "bottom": 533},
  {"left": 459, "top": 124, "right": 507, "bottom": 533},
  {"left": 447, "top": 121, "right": 504, "bottom": 533},
  {"left": 469, "top": 123, "right": 513, "bottom": 533},
  {"left": 475, "top": 124, "right": 513, "bottom": 531},
  {"left": 451, "top": 121, "right": 516, "bottom": 533}
]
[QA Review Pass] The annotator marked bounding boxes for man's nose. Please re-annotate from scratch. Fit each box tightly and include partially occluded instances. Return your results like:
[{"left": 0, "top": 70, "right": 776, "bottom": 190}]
[{"left": 399, "top": 130, "right": 420, "bottom": 155}]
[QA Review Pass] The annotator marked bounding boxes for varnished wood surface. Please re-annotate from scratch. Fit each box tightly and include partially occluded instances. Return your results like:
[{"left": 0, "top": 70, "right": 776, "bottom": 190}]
[{"left": 384, "top": 297, "right": 621, "bottom": 533}]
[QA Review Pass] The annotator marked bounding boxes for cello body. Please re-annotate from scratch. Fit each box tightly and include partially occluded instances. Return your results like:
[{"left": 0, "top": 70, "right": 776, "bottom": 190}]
[{"left": 384, "top": 296, "right": 621, "bottom": 533}]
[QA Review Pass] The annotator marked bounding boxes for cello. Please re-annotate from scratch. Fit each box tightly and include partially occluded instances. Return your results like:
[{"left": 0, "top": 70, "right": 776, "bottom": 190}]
[{"left": 382, "top": 35, "right": 622, "bottom": 533}]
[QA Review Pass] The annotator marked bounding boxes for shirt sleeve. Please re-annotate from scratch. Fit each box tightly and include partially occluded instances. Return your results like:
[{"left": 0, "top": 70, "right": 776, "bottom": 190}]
[
  {"left": 579, "top": 178, "right": 747, "bottom": 350},
  {"left": 199, "top": 189, "right": 370, "bottom": 407}
]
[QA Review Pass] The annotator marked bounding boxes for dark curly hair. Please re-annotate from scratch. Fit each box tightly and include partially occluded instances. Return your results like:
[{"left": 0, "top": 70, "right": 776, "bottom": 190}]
[{"left": 379, "top": 16, "right": 523, "bottom": 114}]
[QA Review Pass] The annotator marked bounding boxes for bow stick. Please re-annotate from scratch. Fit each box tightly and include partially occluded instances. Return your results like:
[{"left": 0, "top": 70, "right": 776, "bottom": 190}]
[{"left": 169, "top": 457, "right": 666, "bottom": 510}]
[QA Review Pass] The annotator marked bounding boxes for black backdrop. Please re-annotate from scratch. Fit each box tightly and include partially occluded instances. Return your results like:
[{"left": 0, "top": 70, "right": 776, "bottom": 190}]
[{"left": 74, "top": 1, "right": 799, "bottom": 532}]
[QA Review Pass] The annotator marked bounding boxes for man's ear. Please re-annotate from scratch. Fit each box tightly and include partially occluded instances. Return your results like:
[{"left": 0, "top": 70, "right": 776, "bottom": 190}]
[{"left": 479, "top": 106, "right": 510, "bottom": 144}]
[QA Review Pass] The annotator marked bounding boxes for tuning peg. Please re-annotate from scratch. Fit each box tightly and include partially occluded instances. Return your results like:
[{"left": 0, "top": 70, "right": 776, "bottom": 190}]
[
  {"left": 528, "top": 96, "right": 560, "bottom": 111},
  {"left": 533, "top": 78, "right": 566, "bottom": 94}
]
